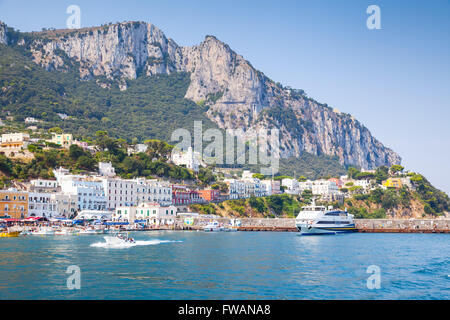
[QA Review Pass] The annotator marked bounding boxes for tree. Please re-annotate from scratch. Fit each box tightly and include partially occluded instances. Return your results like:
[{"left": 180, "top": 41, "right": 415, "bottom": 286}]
[
  {"left": 49, "top": 127, "right": 63, "bottom": 134},
  {"left": 297, "top": 175, "right": 307, "bottom": 182},
  {"left": 252, "top": 173, "right": 265, "bottom": 180},
  {"left": 375, "top": 166, "right": 389, "bottom": 183},
  {"left": 69, "top": 144, "right": 84, "bottom": 159},
  {"left": 390, "top": 165, "right": 404, "bottom": 174},
  {"left": 347, "top": 167, "right": 360, "bottom": 179},
  {"left": 197, "top": 168, "right": 215, "bottom": 186}
]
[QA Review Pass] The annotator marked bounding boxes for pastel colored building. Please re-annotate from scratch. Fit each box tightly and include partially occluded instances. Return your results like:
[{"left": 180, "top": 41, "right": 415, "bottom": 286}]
[
  {"left": 0, "top": 189, "right": 28, "bottom": 219},
  {"left": 0, "top": 132, "right": 30, "bottom": 151},
  {"left": 198, "top": 189, "right": 220, "bottom": 202},
  {"left": 383, "top": 178, "right": 403, "bottom": 189},
  {"left": 48, "top": 133, "right": 73, "bottom": 148}
]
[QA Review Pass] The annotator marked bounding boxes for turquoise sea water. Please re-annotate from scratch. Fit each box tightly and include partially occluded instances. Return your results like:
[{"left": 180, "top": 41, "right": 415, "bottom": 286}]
[{"left": 0, "top": 231, "right": 449, "bottom": 300}]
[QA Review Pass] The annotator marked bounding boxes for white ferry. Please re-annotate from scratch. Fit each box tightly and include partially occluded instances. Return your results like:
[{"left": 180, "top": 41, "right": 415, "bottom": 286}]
[{"left": 295, "top": 200, "right": 356, "bottom": 235}]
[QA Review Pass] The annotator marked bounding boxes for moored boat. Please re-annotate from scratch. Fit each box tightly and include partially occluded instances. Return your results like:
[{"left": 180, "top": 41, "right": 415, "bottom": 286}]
[
  {"left": 30, "top": 227, "right": 55, "bottom": 235},
  {"left": 203, "top": 221, "right": 224, "bottom": 232},
  {"left": 54, "top": 228, "right": 75, "bottom": 235},
  {"left": 0, "top": 230, "right": 21, "bottom": 237},
  {"left": 295, "top": 200, "right": 357, "bottom": 235}
]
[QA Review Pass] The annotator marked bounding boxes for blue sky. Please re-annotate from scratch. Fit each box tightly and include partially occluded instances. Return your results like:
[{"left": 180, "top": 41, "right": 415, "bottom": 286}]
[{"left": 1, "top": 0, "right": 449, "bottom": 194}]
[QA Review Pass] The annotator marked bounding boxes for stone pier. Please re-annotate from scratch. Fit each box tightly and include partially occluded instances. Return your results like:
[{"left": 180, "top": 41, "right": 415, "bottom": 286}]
[{"left": 174, "top": 216, "right": 450, "bottom": 233}]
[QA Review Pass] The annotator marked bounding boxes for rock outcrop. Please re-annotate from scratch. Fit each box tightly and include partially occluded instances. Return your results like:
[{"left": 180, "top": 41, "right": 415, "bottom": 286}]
[
  {"left": 0, "top": 22, "right": 7, "bottom": 45},
  {"left": 1, "top": 21, "right": 401, "bottom": 169}
]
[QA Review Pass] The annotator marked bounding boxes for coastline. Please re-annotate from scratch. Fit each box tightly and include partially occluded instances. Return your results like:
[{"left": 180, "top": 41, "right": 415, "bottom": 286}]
[{"left": 171, "top": 217, "right": 450, "bottom": 233}]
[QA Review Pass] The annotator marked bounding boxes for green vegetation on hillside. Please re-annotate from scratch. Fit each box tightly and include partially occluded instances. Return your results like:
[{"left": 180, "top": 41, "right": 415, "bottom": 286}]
[
  {"left": 191, "top": 194, "right": 307, "bottom": 218},
  {"left": 0, "top": 133, "right": 196, "bottom": 188},
  {"left": 244, "top": 153, "right": 347, "bottom": 180},
  {"left": 0, "top": 44, "right": 218, "bottom": 143}
]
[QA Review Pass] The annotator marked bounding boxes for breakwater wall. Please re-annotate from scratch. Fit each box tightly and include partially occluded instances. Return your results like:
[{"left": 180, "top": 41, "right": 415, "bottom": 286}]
[
  {"left": 355, "top": 219, "right": 450, "bottom": 233},
  {"left": 174, "top": 217, "right": 450, "bottom": 233}
]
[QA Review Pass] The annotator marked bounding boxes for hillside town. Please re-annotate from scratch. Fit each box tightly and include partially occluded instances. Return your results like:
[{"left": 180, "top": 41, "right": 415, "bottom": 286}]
[{"left": 0, "top": 128, "right": 426, "bottom": 225}]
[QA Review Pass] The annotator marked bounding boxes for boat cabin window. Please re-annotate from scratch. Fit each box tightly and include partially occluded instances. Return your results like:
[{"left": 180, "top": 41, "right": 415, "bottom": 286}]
[{"left": 325, "top": 211, "right": 345, "bottom": 216}]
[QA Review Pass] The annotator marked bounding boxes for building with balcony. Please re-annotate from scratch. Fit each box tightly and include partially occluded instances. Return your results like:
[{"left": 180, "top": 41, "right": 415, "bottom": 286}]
[
  {"left": 0, "top": 189, "right": 28, "bottom": 219},
  {"left": 48, "top": 133, "right": 73, "bottom": 148}
]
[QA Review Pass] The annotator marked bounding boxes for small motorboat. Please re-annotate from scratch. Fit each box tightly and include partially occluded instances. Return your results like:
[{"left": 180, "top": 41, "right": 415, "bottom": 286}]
[
  {"left": 203, "top": 221, "right": 224, "bottom": 232},
  {"left": 30, "top": 227, "right": 55, "bottom": 235},
  {"left": 103, "top": 232, "right": 135, "bottom": 245}
]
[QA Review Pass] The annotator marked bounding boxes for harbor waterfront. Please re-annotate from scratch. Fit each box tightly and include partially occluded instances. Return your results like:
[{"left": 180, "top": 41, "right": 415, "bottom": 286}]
[
  {"left": 172, "top": 217, "right": 450, "bottom": 233},
  {"left": 0, "top": 231, "right": 449, "bottom": 300}
]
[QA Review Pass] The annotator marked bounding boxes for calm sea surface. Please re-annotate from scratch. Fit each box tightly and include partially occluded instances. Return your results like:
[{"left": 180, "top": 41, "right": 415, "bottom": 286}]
[{"left": 0, "top": 231, "right": 449, "bottom": 300}]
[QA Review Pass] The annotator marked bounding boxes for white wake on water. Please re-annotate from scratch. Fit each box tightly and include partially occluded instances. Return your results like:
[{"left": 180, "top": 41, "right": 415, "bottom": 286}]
[{"left": 90, "top": 239, "right": 182, "bottom": 249}]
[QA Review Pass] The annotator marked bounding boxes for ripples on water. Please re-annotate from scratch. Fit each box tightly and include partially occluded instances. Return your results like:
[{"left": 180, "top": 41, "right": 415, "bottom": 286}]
[{"left": 0, "top": 232, "right": 448, "bottom": 299}]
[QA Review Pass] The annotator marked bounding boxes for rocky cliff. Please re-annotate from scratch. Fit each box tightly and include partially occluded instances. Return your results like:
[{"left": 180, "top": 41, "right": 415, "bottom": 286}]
[
  {"left": 3, "top": 21, "right": 401, "bottom": 169},
  {"left": 0, "top": 22, "right": 7, "bottom": 45}
]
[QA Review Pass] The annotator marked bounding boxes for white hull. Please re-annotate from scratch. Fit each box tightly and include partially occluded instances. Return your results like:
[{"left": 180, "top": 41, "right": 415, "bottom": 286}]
[
  {"left": 54, "top": 229, "right": 75, "bottom": 235},
  {"left": 103, "top": 236, "right": 127, "bottom": 245},
  {"left": 204, "top": 227, "right": 224, "bottom": 232},
  {"left": 103, "top": 235, "right": 135, "bottom": 245},
  {"left": 30, "top": 230, "right": 55, "bottom": 235},
  {"left": 296, "top": 223, "right": 357, "bottom": 235}
]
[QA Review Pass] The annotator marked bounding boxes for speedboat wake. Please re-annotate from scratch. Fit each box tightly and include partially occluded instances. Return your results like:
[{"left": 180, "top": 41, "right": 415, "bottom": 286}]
[{"left": 91, "top": 239, "right": 182, "bottom": 249}]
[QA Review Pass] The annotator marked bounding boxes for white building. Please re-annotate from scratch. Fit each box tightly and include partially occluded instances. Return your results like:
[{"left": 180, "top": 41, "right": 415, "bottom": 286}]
[
  {"left": 53, "top": 167, "right": 71, "bottom": 183},
  {"left": 102, "top": 177, "right": 137, "bottom": 210},
  {"left": 113, "top": 202, "right": 177, "bottom": 225},
  {"left": 301, "top": 179, "right": 344, "bottom": 202},
  {"left": 59, "top": 175, "right": 106, "bottom": 211},
  {"left": 127, "top": 144, "right": 148, "bottom": 155},
  {"left": 298, "top": 180, "right": 314, "bottom": 192},
  {"left": 171, "top": 146, "right": 202, "bottom": 172},
  {"left": 224, "top": 179, "right": 246, "bottom": 199},
  {"left": 28, "top": 192, "right": 58, "bottom": 218},
  {"left": 311, "top": 180, "right": 339, "bottom": 196},
  {"left": 29, "top": 179, "right": 59, "bottom": 193},
  {"left": 101, "top": 177, "right": 172, "bottom": 210},
  {"left": 50, "top": 193, "right": 78, "bottom": 218},
  {"left": 241, "top": 170, "right": 254, "bottom": 180},
  {"left": 25, "top": 117, "right": 40, "bottom": 124},
  {"left": 99, "top": 162, "right": 116, "bottom": 177},
  {"left": 261, "top": 180, "right": 281, "bottom": 196},
  {"left": 354, "top": 179, "right": 371, "bottom": 191},
  {"left": 282, "top": 178, "right": 301, "bottom": 195},
  {"left": 135, "top": 178, "right": 172, "bottom": 206},
  {"left": 0, "top": 132, "right": 30, "bottom": 150},
  {"left": 74, "top": 210, "right": 111, "bottom": 221}
]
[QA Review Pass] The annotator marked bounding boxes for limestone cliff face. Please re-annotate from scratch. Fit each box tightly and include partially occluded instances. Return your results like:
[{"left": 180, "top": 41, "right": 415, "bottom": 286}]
[
  {"left": 2, "top": 21, "right": 401, "bottom": 169},
  {"left": 0, "top": 22, "right": 7, "bottom": 45},
  {"left": 177, "top": 35, "right": 401, "bottom": 169},
  {"left": 27, "top": 22, "right": 183, "bottom": 88}
]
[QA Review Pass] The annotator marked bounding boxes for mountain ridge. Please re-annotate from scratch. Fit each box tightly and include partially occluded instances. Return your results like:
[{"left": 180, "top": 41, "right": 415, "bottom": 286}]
[{"left": 0, "top": 21, "right": 401, "bottom": 169}]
